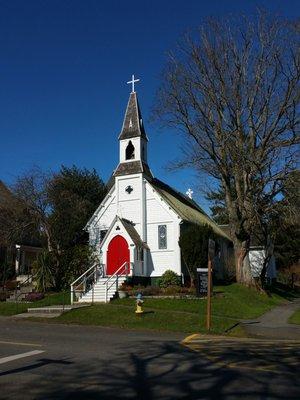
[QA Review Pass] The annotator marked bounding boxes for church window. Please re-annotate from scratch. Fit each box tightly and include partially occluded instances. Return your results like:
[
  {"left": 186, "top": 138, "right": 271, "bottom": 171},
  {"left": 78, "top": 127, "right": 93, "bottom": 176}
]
[
  {"left": 125, "top": 141, "right": 135, "bottom": 160},
  {"left": 158, "top": 225, "right": 167, "bottom": 249}
]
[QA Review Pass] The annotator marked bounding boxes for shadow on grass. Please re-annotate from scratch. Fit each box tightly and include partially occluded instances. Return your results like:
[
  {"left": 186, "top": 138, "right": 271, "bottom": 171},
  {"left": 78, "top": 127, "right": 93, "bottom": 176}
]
[{"left": 268, "top": 283, "right": 300, "bottom": 301}]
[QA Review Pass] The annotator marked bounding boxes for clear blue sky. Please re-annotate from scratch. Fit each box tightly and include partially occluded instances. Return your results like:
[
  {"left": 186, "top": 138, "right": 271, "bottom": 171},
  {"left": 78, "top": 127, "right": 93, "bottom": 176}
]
[{"left": 0, "top": 0, "right": 298, "bottom": 212}]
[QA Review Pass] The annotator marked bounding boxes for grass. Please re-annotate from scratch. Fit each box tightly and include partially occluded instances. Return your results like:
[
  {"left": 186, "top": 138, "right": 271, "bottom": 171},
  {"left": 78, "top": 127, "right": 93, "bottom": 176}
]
[
  {"left": 0, "top": 291, "right": 70, "bottom": 316},
  {"left": 113, "top": 283, "right": 290, "bottom": 319},
  {"left": 0, "top": 284, "right": 297, "bottom": 335},
  {"left": 288, "top": 309, "right": 300, "bottom": 325},
  {"left": 52, "top": 283, "right": 296, "bottom": 335}
]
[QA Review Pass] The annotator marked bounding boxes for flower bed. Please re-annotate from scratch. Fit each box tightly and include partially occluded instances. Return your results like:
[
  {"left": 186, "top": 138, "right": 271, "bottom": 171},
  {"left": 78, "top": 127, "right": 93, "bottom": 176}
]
[
  {"left": 24, "top": 292, "right": 45, "bottom": 302},
  {"left": 120, "top": 283, "right": 197, "bottom": 297}
]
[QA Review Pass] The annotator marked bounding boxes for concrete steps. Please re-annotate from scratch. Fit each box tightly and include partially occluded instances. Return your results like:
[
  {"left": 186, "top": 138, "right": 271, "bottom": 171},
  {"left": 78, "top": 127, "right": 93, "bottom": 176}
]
[
  {"left": 78, "top": 276, "right": 127, "bottom": 303},
  {"left": 6, "top": 285, "right": 35, "bottom": 302},
  {"left": 12, "top": 304, "right": 89, "bottom": 319}
]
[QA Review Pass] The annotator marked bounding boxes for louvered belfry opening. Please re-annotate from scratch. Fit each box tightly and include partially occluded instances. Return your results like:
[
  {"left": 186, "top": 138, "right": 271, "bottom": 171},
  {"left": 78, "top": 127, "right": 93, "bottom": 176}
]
[{"left": 125, "top": 140, "right": 135, "bottom": 160}]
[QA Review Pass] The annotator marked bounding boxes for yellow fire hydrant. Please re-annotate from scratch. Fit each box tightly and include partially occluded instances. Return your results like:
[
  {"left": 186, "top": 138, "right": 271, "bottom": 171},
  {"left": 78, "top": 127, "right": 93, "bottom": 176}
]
[{"left": 135, "top": 293, "right": 144, "bottom": 315}]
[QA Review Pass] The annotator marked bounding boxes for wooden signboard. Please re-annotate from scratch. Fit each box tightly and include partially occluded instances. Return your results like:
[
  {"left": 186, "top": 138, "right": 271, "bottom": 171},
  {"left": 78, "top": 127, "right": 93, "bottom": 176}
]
[{"left": 196, "top": 267, "right": 208, "bottom": 296}]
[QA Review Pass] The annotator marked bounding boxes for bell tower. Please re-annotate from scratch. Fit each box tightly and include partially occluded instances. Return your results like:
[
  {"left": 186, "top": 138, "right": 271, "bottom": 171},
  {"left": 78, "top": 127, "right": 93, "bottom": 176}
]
[
  {"left": 111, "top": 76, "right": 152, "bottom": 276},
  {"left": 118, "top": 89, "right": 148, "bottom": 164}
]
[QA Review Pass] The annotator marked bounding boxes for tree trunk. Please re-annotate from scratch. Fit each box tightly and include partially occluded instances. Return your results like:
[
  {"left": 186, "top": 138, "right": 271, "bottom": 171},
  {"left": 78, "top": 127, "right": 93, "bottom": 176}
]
[
  {"left": 181, "top": 254, "right": 195, "bottom": 288},
  {"left": 234, "top": 240, "right": 254, "bottom": 285},
  {"left": 260, "top": 239, "right": 274, "bottom": 288}
]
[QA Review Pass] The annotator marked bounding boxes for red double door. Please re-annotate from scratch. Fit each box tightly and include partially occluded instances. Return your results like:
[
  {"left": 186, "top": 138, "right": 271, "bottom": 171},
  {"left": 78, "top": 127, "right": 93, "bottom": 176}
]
[{"left": 106, "top": 235, "right": 130, "bottom": 275}]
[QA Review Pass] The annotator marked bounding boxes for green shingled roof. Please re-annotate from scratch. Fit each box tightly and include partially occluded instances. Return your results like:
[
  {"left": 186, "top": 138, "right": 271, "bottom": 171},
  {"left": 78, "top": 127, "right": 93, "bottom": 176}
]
[{"left": 150, "top": 178, "right": 231, "bottom": 241}]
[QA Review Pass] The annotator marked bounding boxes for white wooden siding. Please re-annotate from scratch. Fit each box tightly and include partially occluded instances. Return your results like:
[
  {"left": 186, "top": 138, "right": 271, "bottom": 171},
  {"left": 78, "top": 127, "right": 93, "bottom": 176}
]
[
  {"left": 87, "top": 176, "right": 183, "bottom": 277},
  {"left": 145, "top": 181, "right": 182, "bottom": 277}
]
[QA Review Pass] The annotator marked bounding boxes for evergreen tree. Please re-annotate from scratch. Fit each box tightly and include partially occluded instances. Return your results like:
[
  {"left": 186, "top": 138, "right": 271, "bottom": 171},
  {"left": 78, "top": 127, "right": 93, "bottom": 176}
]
[{"left": 48, "top": 165, "right": 107, "bottom": 249}]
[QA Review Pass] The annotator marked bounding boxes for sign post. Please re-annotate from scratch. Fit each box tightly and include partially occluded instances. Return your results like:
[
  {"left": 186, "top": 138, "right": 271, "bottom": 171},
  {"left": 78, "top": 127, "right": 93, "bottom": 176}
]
[{"left": 206, "top": 239, "right": 215, "bottom": 331}]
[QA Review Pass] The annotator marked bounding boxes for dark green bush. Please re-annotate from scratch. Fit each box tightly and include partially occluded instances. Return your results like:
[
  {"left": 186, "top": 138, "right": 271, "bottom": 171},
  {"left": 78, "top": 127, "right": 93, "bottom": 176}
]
[
  {"left": 179, "top": 223, "right": 215, "bottom": 284},
  {"left": 158, "top": 270, "right": 181, "bottom": 288}
]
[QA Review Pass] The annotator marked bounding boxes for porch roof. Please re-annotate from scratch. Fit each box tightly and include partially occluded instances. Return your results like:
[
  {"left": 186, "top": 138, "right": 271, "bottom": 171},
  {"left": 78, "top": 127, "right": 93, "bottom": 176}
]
[
  {"left": 100, "top": 216, "right": 149, "bottom": 250},
  {"left": 120, "top": 218, "right": 149, "bottom": 249}
]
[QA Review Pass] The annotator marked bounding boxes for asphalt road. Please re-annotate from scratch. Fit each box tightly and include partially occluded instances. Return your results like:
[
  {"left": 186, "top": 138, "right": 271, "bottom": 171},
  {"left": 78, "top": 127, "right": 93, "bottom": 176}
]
[{"left": 0, "top": 317, "right": 299, "bottom": 400}]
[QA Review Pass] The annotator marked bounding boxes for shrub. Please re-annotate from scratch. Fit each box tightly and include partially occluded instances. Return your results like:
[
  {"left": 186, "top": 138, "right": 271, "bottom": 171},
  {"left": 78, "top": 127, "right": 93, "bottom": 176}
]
[
  {"left": 179, "top": 223, "right": 216, "bottom": 285},
  {"left": 161, "top": 285, "right": 181, "bottom": 295},
  {"left": 32, "top": 251, "right": 55, "bottom": 292},
  {"left": 57, "top": 244, "right": 99, "bottom": 289},
  {"left": 139, "top": 286, "right": 161, "bottom": 296},
  {"left": 4, "top": 280, "right": 18, "bottom": 291},
  {"left": 158, "top": 270, "right": 181, "bottom": 288},
  {"left": 24, "top": 292, "right": 45, "bottom": 302},
  {"left": 0, "top": 291, "right": 8, "bottom": 301}
]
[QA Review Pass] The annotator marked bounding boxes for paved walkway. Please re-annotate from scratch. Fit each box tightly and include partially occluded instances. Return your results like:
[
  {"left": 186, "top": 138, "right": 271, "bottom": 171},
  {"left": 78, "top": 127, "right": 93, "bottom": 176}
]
[
  {"left": 11, "top": 304, "right": 89, "bottom": 319},
  {"left": 242, "top": 298, "right": 300, "bottom": 340}
]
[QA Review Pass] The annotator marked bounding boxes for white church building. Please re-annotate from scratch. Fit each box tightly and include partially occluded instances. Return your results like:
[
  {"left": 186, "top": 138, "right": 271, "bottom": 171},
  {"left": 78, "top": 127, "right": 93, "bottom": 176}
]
[{"left": 71, "top": 78, "right": 231, "bottom": 302}]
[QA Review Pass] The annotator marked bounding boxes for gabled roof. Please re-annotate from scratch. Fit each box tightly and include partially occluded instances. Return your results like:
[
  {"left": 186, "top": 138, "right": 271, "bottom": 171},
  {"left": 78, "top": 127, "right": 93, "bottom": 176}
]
[
  {"left": 103, "top": 174, "right": 231, "bottom": 241},
  {"left": 118, "top": 92, "right": 148, "bottom": 141},
  {"left": 121, "top": 218, "right": 149, "bottom": 249},
  {"left": 149, "top": 178, "right": 232, "bottom": 241},
  {"left": 100, "top": 216, "right": 148, "bottom": 249}
]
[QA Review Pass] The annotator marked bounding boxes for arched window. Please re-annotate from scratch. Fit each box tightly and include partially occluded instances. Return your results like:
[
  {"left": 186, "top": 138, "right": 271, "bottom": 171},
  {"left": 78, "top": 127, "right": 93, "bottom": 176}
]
[{"left": 126, "top": 141, "right": 135, "bottom": 160}]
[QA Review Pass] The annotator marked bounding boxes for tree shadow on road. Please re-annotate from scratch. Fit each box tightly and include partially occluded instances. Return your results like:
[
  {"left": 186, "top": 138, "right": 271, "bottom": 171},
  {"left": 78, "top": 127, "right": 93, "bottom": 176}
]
[
  {"left": 8, "top": 339, "right": 298, "bottom": 400},
  {"left": 0, "top": 358, "right": 72, "bottom": 377}
]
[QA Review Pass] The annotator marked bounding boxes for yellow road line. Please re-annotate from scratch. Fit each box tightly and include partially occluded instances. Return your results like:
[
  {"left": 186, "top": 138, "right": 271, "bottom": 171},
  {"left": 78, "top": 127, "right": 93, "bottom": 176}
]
[
  {"left": 0, "top": 340, "right": 43, "bottom": 347},
  {"left": 181, "top": 333, "right": 201, "bottom": 345}
]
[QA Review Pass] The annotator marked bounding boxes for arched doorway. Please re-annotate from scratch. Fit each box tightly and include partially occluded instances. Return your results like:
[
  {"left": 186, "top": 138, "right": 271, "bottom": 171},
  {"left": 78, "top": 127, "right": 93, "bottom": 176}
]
[{"left": 106, "top": 235, "right": 130, "bottom": 275}]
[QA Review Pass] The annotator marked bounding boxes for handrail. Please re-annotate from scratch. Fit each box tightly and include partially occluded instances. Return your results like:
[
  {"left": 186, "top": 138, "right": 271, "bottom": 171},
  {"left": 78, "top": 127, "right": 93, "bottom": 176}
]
[
  {"left": 70, "top": 261, "right": 130, "bottom": 304},
  {"left": 70, "top": 262, "right": 104, "bottom": 304},
  {"left": 105, "top": 261, "right": 129, "bottom": 303},
  {"left": 13, "top": 273, "right": 36, "bottom": 309},
  {"left": 71, "top": 262, "right": 98, "bottom": 287},
  {"left": 105, "top": 261, "right": 129, "bottom": 285}
]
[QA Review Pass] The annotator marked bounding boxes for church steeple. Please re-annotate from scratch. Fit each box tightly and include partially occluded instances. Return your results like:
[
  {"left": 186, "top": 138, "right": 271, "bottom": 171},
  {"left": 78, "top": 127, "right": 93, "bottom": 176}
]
[
  {"left": 118, "top": 91, "right": 148, "bottom": 142},
  {"left": 117, "top": 76, "right": 150, "bottom": 168},
  {"left": 113, "top": 76, "right": 153, "bottom": 180}
]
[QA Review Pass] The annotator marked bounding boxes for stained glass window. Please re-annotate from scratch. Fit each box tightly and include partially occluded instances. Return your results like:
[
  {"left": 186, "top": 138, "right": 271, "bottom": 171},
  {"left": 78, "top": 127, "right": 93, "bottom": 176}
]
[{"left": 158, "top": 225, "right": 167, "bottom": 249}]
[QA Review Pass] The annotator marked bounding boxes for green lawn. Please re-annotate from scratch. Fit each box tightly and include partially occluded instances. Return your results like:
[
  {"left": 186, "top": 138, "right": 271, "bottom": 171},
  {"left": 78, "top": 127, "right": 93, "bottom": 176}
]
[
  {"left": 0, "top": 284, "right": 297, "bottom": 335},
  {"left": 289, "top": 309, "right": 300, "bottom": 325},
  {"left": 113, "top": 284, "right": 288, "bottom": 319},
  {"left": 53, "top": 283, "right": 295, "bottom": 335},
  {"left": 0, "top": 291, "right": 70, "bottom": 316}
]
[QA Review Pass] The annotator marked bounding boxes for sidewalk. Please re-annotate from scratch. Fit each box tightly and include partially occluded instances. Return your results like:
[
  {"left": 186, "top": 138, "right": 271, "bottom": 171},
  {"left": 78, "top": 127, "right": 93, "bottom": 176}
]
[{"left": 241, "top": 298, "right": 300, "bottom": 340}]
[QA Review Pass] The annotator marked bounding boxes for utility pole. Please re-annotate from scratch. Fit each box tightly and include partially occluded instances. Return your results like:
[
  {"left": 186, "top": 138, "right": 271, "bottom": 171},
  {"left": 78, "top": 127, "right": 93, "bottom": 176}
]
[{"left": 206, "top": 239, "right": 215, "bottom": 331}]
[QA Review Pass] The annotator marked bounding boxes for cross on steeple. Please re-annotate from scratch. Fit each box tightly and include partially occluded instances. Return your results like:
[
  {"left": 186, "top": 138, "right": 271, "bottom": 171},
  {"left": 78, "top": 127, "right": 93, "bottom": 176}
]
[
  {"left": 186, "top": 188, "right": 193, "bottom": 199},
  {"left": 127, "top": 74, "right": 140, "bottom": 93}
]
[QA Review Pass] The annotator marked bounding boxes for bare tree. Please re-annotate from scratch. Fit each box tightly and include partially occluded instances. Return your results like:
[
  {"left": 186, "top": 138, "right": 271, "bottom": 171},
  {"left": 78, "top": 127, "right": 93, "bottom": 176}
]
[
  {"left": 12, "top": 167, "right": 54, "bottom": 252},
  {"left": 0, "top": 180, "right": 39, "bottom": 247},
  {"left": 154, "top": 12, "right": 300, "bottom": 285}
]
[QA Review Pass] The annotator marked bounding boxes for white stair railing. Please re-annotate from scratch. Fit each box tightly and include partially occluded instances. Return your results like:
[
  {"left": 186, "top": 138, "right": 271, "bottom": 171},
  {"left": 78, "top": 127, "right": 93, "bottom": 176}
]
[
  {"left": 70, "top": 263, "right": 104, "bottom": 304},
  {"left": 104, "top": 262, "right": 130, "bottom": 303}
]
